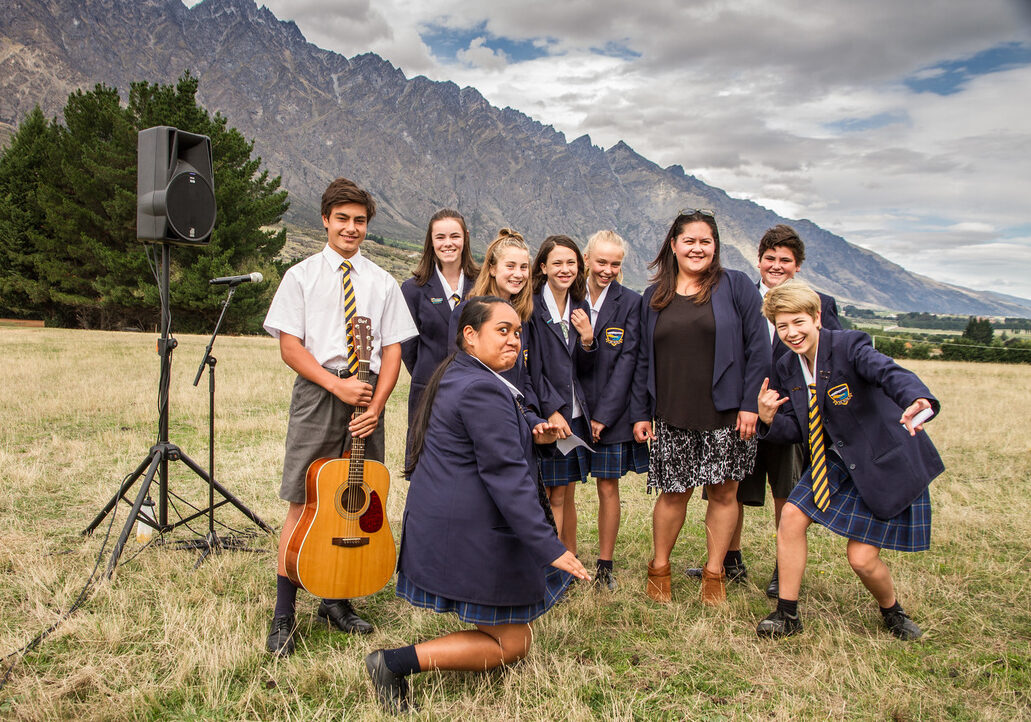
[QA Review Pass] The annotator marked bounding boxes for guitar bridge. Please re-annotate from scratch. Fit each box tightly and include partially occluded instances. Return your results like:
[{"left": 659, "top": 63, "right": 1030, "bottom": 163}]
[{"left": 331, "top": 537, "right": 370, "bottom": 547}]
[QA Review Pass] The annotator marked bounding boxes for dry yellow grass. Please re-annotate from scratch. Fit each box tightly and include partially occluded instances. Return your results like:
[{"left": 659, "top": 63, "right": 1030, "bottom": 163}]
[{"left": 0, "top": 328, "right": 1029, "bottom": 720}]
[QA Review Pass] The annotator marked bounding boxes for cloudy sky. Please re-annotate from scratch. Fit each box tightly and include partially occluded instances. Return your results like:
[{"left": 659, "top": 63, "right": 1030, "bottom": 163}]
[{"left": 216, "top": 0, "right": 1031, "bottom": 300}]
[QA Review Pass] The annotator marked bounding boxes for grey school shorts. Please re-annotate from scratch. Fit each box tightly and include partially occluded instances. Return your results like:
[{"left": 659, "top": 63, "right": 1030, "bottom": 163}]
[
  {"left": 735, "top": 439, "right": 805, "bottom": 506},
  {"left": 279, "top": 371, "right": 384, "bottom": 504}
]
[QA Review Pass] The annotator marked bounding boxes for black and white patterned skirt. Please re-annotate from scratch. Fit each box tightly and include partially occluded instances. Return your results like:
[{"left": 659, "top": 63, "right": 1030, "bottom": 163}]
[{"left": 647, "top": 418, "right": 757, "bottom": 494}]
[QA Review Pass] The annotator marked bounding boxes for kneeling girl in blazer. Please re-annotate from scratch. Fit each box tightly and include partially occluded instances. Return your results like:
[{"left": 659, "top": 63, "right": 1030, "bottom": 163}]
[{"left": 365, "top": 297, "right": 589, "bottom": 713}]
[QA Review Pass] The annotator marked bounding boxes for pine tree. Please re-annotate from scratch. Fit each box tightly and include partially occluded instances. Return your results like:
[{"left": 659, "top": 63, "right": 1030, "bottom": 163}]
[{"left": 0, "top": 72, "right": 289, "bottom": 332}]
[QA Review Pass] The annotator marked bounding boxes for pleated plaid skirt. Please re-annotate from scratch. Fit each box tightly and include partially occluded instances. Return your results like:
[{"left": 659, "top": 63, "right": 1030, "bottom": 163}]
[
  {"left": 589, "top": 438, "right": 649, "bottom": 480},
  {"left": 789, "top": 453, "right": 931, "bottom": 552},
  {"left": 540, "top": 416, "right": 591, "bottom": 487},
  {"left": 395, "top": 567, "right": 573, "bottom": 625}
]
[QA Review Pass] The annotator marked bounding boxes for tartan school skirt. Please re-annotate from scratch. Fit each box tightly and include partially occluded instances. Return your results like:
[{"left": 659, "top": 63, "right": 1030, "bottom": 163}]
[
  {"left": 541, "top": 416, "right": 591, "bottom": 488},
  {"left": 395, "top": 567, "right": 573, "bottom": 625},
  {"left": 788, "top": 454, "right": 931, "bottom": 552},
  {"left": 589, "top": 438, "right": 649, "bottom": 480}
]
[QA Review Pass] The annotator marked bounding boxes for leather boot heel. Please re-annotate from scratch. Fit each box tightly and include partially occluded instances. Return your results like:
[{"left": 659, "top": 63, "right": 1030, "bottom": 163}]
[{"left": 647, "top": 560, "right": 672, "bottom": 603}]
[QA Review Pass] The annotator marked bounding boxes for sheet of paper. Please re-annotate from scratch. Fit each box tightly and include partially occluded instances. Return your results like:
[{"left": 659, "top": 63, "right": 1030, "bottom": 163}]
[{"left": 556, "top": 433, "right": 594, "bottom": 456}]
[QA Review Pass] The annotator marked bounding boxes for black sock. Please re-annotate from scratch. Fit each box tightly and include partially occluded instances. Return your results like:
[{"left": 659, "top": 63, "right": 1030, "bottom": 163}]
[
  {"left": 274, "top": 575, "right": 298, "bottom": 618},
  {"left": 880, "top": 601, "right": 904, "bottom": 617},
  {"left": 596, "top": 559, "right": 613, "bottom": 571},
  {"left": 724, "top": 550, "right": 743, "bottom": 566},
  {"left": 383, "top": 645, "right": 421, "bottom": 677},
  {"left": 776, "top": 598, "right": 798, "bottom": 617}
]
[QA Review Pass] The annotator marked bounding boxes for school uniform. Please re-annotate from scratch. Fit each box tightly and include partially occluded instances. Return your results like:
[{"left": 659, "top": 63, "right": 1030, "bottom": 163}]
[
  {"left": 400, "top": 270, "right": 468, "bottom": 430},
  {"left": 760, "top": 328, "right": 944, "bottom": 549},
  {"left": 263, "top": 245, "right": 417, "bottom": 503},
  {"left": 738, "top": 285, "right": 842, "bottom": 506},
  {"left": 580, "top": 281, "right": 649, "bottom": 479},
  {"left": 396, "top": 351, "right": 570, "bottom": 621},
  {"left": 528, "top": 289, "right": 596, "bottom": 487}
]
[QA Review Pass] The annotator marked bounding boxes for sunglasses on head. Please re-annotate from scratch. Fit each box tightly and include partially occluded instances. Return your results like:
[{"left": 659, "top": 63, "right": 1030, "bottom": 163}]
[{"left": 678, "top": 208, "right": 716, "bottom": 218}]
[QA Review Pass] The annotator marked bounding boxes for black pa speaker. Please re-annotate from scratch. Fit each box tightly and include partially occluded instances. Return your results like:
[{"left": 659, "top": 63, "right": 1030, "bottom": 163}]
[{"left": 137, "top": 126, "right": 217, "bottom": 245}]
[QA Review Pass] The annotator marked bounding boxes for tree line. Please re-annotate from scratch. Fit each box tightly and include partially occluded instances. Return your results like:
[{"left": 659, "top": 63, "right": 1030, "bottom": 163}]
[{"left": 0, "top": 73, "right": 289, "bottom": 334}]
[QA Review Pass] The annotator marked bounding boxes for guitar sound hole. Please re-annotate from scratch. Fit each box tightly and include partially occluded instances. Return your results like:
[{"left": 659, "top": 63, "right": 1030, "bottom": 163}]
[{"left": 342, "top": 485, "right": 367, "bottom": 514}]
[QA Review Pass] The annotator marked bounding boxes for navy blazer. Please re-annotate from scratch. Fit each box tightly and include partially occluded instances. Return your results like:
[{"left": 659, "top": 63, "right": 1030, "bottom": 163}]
[
  {"left": 528, "top": 292, "right": 596, "bottom": 423},
  {"left": 760, "top": 329, "right": 944, "bottom": 519},
  {"left": 769, "top": 288, "right": 841, "bottom": 361},
  {"left": 400, "top": 274, "right": 469, "bottom": 424},
  {"left": 579, "top": 282, "right": 643, "bottom": 444},
  {"left": 398, "top": 352, "right": 566, "bottom": 606},
  {"left": 631, "top": 269, "right": 769, "bottom": 423}
]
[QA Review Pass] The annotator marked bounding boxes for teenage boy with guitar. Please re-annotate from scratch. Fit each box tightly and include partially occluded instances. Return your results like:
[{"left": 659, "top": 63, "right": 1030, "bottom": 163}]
[{"left": 262, "top": 178, "right": 417, "bottom": 657}]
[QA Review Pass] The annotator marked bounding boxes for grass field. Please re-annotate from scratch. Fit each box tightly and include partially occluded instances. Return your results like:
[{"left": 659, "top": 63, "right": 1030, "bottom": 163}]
[{"left": 1, "top": 328, "right": 1029, "bottom": 720}]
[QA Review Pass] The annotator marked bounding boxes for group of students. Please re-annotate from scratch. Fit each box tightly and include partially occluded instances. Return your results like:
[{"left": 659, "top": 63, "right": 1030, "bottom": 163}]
[{"left": 262, "top": 177, "right": 944, "bottom": 714}]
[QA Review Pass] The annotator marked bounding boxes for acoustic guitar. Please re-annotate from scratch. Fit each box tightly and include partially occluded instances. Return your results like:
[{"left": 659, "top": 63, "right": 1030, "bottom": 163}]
[{"left": 285, "top": 316, "right": 396, "bottom": 599}]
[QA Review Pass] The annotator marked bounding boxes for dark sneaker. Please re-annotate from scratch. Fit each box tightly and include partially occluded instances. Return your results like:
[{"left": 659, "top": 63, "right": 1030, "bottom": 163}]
[
  {"left": 594, "top": 565, "right": 618, "bottom": 592},
  {"left": 756, "top": 608, "right": 802, "bottom": 638},
  {"left": 686, "top": 561, "right": 748, "bottom": 584},
  {"left": 365, "top": 649, "right": 411, "bottom": 713},
  {"left": 883, "top": 609, "right": 923, "bottom": 640},
  {"left": 765, "top": 565, "right": 780, "bottom": 599},
  {"left": 265, "top": 613, "right": 296, "bottom": 658},
  {"left": 318, "top": 599, "right": 374, "bottom": 634}
]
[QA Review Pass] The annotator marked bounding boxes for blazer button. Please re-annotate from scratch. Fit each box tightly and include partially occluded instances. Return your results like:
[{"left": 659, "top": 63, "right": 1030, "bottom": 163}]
[
  {"left": 836, "top": 440, "right": 844, "bottom": 447},
  {"left": 849, "top": 463, "right": 856, "bottom": 470}
]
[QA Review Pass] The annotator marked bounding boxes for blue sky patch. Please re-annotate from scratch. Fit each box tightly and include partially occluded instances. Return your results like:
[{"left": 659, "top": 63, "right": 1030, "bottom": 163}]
[
  {"left": 588, "top": 40, "right": 641, "bottom": 60},
  {"left": 826, "top": 110, "right": 910, "bottom": 133},
  {"left": 421, "top": 21, "right": 553, "bottom": 64},
  {"left": 904, "top": 41, "right": 1031, "bottom": 95}
]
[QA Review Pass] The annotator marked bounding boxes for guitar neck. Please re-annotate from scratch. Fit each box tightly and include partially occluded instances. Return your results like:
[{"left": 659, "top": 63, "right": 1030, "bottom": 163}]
[{"left": 350, "top": 358, "right": 371, "bottom": 466}]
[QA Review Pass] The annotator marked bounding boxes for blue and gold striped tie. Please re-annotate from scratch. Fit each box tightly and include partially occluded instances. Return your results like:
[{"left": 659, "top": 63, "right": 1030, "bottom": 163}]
[
  {"left": 808, "top": 383, "right": 830, "bottom": 511},
  {"left": 340, "top": 260, "right": 359, "bottom": 374},
  {"left": 450, "top": 292, "right": 461, "bottom": 308}
]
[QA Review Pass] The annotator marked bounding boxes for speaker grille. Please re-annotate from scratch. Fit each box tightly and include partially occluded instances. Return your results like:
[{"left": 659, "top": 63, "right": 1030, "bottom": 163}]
[{"left": 165, "top": 171, "right": 216, "bottom": 242}]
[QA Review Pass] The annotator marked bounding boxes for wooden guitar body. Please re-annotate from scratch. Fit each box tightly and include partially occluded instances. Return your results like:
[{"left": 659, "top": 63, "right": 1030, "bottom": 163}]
[{"left": 285, "top": 452, "right": 396, "bottom": 599}]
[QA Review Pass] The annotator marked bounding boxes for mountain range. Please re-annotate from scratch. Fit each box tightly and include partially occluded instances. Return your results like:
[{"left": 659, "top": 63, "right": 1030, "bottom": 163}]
[{"left": 2, "top": 0, "right": 1029, "bottom": 316}]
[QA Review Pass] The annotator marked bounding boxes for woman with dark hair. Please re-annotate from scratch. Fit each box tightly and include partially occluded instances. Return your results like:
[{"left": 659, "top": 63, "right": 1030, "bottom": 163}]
[
  {"left": 529, "top": 235, "right": 596, "bottom": 554},
  {"left": 365, "top": 297, "right": 589, "bottom": 713},
  {"left": 630, "top": 210, "right": 768, "bottom": 606},
  {"left": 400, "top": 209, "right": 480, "bottom": 468}
]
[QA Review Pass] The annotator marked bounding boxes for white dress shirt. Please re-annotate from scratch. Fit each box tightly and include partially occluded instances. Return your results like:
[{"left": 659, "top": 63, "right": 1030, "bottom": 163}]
[
  {"left": 587, "top": 282, "right": 611, "bottom": 331},
  {"left": 435, "top": 266, "right": 466, "bottom": 310},
  {"left": 263, "top": 245, "right": 418, "bottom": 374}
]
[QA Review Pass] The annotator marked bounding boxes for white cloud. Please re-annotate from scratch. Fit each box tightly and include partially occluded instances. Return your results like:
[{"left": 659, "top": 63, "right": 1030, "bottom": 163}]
[{"left": 188, "top": 0, "right": 1031, "bottom": 300}]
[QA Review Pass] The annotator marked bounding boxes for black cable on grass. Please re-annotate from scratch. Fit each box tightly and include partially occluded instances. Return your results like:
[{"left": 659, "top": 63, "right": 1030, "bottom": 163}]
[{"left": 0, "top": 473, "right": 129, "bottom": 694}]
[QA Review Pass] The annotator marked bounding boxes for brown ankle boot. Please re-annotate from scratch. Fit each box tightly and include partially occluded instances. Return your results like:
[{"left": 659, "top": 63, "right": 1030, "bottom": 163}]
[
  {"left": 647, "top": 560, "right": 672, "bottom": 603},
  {"left": 700, "top": 565, "right": 726, "bottom": 606}
]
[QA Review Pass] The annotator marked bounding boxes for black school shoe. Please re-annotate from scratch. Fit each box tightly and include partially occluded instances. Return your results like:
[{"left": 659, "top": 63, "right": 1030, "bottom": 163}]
[
  {"left": 594, "top": 565, "right": 618, "bottom": 592},
  {"left": 265, "top": 613, "right": 297, "bottom": 658},
  {"left": 686, "top": 560, "right": 748, "bottom": 584},
  {"left": 365, "top": 649, "right": 412, "bottom": 713},
  {"left": 883, "top": 609, "right": 923, "bottom": 640},
  {"left": 318, "top": 599, "right": 374, "bottom": 634},
  {"left": 756, "top": 608, "right": 802, "bottom": 638},
  {"left": 765, "top": 565, "right": 780, "bottom": 599}
]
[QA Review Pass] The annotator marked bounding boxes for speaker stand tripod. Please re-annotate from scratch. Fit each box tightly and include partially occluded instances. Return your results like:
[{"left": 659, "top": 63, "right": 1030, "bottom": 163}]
[{"left": 82, "top": 242, "right": 272, "bottom": 576}]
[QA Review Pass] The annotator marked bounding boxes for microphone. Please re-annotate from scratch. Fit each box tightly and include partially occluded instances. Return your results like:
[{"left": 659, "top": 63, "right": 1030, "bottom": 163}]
[{"left": 209, "top": 272, "right": 263, "bottom": 286}]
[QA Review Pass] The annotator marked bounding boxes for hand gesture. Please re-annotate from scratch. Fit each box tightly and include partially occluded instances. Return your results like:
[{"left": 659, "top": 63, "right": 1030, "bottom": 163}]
[
  {"left": 900, "top": 398, "right": 933, "bottom": 436},
  {"left": 590, "top": 420, "right": 605, "bottom": 443},
  {"left": 331, "top": 375, "right": 373, "bottom": 407},
  {"left": 547, "top": 411, "right": 572, "bottom": 440},
  {"left": 757, "top": 377, "right": 789, "bottom": 426},
  {"left": 633, "top": 420, "right": 654, "bottom": 443},
  {"left": 532, "top": 421, "right": 561, "bottom": 445},
  {"left": 736, "top": 410, "right": 758, "bottom": 440},
  {"left": 551, "top": 550, "right": 591, "bottom": 581},
  {"left": 570, "top": 308, "right": 593, "bottom": 347}
]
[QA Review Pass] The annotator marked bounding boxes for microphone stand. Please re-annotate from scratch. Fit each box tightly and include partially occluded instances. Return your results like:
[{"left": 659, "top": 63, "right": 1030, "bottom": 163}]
[{"left": 180, "top": 281, "right": 262, "bottom": 567}]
